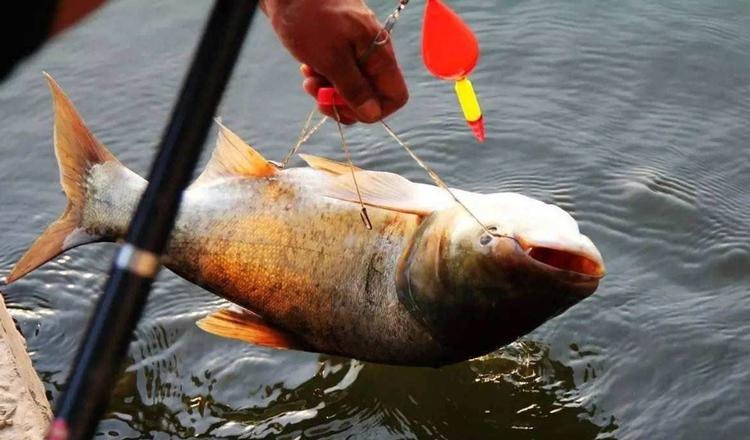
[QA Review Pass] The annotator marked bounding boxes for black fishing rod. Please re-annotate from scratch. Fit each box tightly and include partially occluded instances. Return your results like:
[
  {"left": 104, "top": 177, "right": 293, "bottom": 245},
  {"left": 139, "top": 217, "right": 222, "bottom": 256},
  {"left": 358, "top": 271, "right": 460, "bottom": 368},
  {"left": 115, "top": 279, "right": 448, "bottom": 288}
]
[{"left": 48, "top": 1, "right": 258, "bottom": 439}]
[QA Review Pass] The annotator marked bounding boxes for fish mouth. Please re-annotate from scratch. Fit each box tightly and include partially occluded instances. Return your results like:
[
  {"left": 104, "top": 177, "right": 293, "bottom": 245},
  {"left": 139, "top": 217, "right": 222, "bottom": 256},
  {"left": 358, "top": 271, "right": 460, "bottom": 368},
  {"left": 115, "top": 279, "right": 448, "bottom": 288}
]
[
  {"left": 525, "top": 246, "right": 605, "bottom": 278},
  {"left": 513, "top": 234, "right": 606, "bottom": 280}
]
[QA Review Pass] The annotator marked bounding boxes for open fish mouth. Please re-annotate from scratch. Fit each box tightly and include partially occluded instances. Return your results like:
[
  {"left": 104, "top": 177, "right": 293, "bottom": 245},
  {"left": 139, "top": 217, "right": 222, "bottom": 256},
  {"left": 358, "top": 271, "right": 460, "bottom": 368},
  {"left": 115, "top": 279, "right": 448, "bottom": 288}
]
[
  {"left": 525, "top": 246, "right": 605, "bottom": 278},
  {"left": 512, "top": 234, "right": 606, "bottom": 280}
]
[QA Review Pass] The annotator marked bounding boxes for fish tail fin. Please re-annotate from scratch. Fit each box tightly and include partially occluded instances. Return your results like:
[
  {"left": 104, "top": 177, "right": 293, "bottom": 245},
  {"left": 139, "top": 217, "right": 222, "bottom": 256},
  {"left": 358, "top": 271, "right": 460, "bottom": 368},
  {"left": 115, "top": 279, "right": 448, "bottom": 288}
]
[{"left": 4, "top": 73, "right": 122, "bottom": 284}]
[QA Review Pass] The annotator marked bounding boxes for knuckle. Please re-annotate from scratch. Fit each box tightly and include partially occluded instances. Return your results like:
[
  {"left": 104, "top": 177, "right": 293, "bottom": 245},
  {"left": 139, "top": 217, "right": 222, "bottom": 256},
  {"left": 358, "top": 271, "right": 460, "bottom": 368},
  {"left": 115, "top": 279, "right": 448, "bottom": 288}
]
[
  {"left": 394, "top": 88, "right": 409, "bottom": 108},
  {"left": 340, "top": 80, "right": 373, "bottom": 106},
  {"left": 364, "top": 49, "right": 398, "bottom": 76}
]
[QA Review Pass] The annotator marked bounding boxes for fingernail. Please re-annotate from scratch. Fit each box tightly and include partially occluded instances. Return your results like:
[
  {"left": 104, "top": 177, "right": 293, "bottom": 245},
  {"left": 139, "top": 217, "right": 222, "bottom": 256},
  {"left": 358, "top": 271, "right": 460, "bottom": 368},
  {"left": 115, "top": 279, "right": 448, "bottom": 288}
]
[{"left": 356, "top": 99, "right": 381, "bottom": 121}]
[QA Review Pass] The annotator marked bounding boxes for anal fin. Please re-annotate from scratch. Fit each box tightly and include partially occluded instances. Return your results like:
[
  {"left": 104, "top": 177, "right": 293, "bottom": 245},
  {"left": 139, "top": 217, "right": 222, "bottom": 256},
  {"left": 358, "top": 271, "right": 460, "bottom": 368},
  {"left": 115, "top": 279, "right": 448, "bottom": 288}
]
[{"left": 196, "top": 307, "right": 303, "bottom": 351}]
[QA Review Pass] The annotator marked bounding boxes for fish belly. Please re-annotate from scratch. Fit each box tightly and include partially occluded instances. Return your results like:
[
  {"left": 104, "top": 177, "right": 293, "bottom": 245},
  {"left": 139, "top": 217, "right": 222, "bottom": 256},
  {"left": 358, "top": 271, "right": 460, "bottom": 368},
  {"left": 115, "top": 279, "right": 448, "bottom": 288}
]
[{"left": 162, "top": 172, "right": 444, "bottom": 365}]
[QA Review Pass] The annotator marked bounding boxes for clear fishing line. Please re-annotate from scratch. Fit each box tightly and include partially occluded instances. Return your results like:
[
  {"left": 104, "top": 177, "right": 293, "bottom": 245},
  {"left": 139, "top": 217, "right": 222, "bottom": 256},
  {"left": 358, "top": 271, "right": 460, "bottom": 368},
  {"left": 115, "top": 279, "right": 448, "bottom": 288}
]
[{"left": 280, "top": 0, "right": 495, "bottom": 236}]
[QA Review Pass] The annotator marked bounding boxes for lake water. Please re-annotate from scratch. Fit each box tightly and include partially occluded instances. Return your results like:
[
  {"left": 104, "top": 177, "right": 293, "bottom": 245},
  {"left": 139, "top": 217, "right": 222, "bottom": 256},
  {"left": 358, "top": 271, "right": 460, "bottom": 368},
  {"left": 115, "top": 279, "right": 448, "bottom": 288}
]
[{"left": 1, "top": 0, "right": 749, "bottom": 438}]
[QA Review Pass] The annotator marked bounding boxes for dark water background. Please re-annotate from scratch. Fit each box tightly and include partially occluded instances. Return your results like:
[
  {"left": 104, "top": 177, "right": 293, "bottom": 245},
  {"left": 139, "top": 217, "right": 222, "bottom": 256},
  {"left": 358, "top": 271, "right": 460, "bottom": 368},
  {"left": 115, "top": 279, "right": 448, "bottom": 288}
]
[{"left": 2, "top": 0, "right": 749, "bottom": 438}]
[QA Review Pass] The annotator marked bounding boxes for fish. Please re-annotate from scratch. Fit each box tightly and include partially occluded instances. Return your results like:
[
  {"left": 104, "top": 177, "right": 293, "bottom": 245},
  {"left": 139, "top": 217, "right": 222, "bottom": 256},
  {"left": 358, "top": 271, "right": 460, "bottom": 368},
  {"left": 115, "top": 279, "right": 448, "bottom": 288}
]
[{"left": 3, "top": 74, "right": 605, "bottom": 367}]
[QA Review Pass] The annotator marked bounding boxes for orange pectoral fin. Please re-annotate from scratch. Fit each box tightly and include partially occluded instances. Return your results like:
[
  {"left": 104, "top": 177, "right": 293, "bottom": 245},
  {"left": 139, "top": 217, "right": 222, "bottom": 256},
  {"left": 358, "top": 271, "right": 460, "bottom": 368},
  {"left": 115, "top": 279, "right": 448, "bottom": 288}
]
[{"left": 196, "top": 308, "right": 303, "bottom": 351}]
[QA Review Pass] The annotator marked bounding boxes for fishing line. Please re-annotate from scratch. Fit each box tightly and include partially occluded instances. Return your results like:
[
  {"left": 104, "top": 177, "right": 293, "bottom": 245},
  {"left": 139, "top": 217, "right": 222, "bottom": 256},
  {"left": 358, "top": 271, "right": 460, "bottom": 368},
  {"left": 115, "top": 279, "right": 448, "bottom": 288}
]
[
  {"left": 280, "top": 110, "right": 328, "bottom": 167},
  {"left": 359, "top": 0, "right": 410, "bottom": 61},
  {"left": 279, "top": 0, "right": 493, "bottom": 235},
  {"left": 362, "top": 0, "right": 494, "bottom": 236},
  {"left": 281, "top": 0, "right": 410, "bottom": 169},
  {"left": 333, "top": 105, "right": 373, "bottom": 230},
  {"left": 298, "top": 107, "right": 315, "bottom": 139},
  {"left": 379, "top": 121, "right": 494, "bottom": 235}
]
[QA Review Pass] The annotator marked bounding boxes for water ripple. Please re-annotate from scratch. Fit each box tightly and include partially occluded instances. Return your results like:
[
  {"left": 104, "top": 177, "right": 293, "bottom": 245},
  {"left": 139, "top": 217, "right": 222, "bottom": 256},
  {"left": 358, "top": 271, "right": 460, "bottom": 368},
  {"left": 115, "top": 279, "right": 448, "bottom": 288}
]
[{"left": 1, "top": 0, "right": 749, "bottom": 438}]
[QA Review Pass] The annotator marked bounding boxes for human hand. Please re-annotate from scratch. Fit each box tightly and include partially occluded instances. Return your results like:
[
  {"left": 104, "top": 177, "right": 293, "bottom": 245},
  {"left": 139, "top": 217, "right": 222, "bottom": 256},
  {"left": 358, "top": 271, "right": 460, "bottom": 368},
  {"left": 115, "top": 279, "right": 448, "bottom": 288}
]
[{"left": 261, "top": 0, "right": 409, "bottom": 124}]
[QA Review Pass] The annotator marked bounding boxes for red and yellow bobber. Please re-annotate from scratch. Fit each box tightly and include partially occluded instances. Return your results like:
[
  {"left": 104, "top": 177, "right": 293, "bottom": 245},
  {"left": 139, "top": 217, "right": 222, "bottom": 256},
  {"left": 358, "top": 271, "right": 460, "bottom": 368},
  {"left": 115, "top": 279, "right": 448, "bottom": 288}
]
[{"left": 422, "top": 0, "right": 485, "bottom": 142}]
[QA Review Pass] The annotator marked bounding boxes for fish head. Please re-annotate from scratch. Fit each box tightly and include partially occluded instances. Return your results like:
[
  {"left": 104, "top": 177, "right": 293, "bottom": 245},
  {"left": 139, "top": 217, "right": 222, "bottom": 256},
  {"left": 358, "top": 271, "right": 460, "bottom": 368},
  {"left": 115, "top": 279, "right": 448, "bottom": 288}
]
[{"left": 397, "top": 192, "right": 605, "bottom": 363}]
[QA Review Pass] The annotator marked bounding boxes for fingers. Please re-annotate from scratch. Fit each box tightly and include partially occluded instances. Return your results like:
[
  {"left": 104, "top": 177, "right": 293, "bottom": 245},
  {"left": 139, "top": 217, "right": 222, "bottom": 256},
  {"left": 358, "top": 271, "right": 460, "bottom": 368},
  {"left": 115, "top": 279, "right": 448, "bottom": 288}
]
[
  {"left": 300, "top": 65, "right": 358, "bottom": 124},
  {"left": 300, "top": 63, "right": 315, "bottom": 77},
  {"left": 302, "top": 75, "right": 325, "bottom": 96},
  {"left": 318, "top": 56, "right": 383, "bottom": 123},
  {"left": 297, "top": 33, "right": 409, "bottom": 124},
  {"left": 270, "top": 1, "right": 409, "bottom": 125},
  {"left": 359, "top": 40, "right": 408, "bottom": 119},
  {"left": 317, "top": 43, "right": 407, "bottom": 123}
]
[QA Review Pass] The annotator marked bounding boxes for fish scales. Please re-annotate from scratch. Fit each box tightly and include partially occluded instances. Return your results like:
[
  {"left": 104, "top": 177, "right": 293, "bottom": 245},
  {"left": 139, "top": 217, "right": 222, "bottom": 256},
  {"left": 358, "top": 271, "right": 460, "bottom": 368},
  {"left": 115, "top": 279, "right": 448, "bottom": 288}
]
[
  {"left": 5, "top": 75, "right": 605, "bottom": 367},
  {"left": 83, "top": 162, "right": 442, "bottom": 363}
]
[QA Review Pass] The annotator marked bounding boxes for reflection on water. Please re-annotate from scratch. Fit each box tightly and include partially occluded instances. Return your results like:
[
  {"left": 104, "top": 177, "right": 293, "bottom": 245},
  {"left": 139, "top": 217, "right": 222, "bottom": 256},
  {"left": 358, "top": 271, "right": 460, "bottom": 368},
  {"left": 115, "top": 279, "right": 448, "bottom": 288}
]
[
  {"left": 2, "top": 0, "right": 749, "bottom": 438},
  {"left": 103, "top": 335, "right": 614, "bottom": 439}
]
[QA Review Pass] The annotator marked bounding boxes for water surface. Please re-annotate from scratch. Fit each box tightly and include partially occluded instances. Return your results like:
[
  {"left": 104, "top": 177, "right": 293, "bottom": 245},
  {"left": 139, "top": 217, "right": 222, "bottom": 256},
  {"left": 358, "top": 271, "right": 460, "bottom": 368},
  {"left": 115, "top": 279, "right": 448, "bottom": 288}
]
[{"left": 1, "top": 0, "right": 749, "bottom": 438}]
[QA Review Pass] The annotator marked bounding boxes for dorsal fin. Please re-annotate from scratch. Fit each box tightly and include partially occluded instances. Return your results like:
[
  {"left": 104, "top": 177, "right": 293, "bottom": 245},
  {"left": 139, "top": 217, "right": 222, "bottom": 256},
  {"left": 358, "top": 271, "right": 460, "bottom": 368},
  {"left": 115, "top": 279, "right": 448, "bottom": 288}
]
[
  {"left": 191, "top": 121, "right": 276, "bottom": 187},
  {"left": 196, "top": 307, "right": 304, "bottom": 351},
  {"left": 323, "top": 170, "right": 456, "bottom": 216},
  {"left": 299, "top": 153, "right": 361, "bottom": 175}
]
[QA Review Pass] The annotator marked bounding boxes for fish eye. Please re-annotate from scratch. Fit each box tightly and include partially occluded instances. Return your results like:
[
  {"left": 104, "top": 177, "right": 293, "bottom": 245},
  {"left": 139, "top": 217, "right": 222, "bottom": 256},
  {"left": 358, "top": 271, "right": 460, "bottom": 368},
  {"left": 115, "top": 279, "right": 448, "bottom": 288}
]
[{"left": 479, "top": 234, "right": 493, "bottom": 246}]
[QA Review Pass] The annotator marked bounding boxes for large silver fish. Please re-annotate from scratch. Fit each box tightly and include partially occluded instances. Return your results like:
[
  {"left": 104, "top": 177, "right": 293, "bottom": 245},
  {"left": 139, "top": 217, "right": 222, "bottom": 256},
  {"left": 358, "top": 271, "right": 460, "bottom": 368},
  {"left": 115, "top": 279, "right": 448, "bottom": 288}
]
[{"left": 5, "top": 75, "right": 605, "bottom": 367}]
